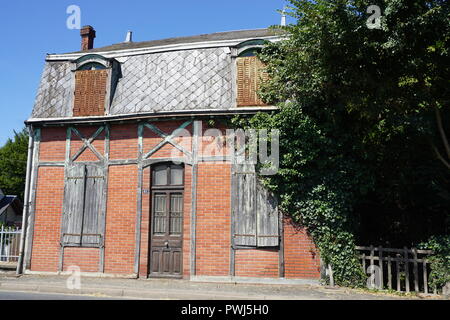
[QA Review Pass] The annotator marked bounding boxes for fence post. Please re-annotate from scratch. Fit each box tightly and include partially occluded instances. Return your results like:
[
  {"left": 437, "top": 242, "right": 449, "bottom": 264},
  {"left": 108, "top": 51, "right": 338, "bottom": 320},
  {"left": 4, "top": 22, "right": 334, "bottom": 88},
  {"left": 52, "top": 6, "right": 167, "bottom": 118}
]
[
  {"left": 378, "top": 246, "right": 384, "bottom": 290},
  {"left": 0, "top": 225, "right": 4, "bottom": 261},
  {"left": 412, "top": 248, "right": 419, "bottom": 292},
  {"left": 404, "top": 247, "right": 410, "bottom": 293},
  {"left": 327, "top": 264, "right": 334, "bottom": 287},
  {"left": 423, "top": 259, "right": 428, "bottom": 294}
]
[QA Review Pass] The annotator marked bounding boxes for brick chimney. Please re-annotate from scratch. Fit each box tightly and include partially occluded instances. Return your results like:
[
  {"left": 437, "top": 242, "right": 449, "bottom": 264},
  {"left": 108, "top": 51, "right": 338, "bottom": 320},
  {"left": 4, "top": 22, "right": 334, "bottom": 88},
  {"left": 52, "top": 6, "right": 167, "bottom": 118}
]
[{"left": 80, "top": 25, "right": 96, "bottom": 51}]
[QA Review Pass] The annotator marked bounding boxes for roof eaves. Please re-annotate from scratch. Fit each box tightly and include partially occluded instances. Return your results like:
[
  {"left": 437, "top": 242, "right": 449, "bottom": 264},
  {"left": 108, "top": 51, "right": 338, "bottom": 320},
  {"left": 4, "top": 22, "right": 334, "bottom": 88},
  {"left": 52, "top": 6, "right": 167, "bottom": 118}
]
[{"left": 45, "top": 35, "right": 284, "bottom": 61}]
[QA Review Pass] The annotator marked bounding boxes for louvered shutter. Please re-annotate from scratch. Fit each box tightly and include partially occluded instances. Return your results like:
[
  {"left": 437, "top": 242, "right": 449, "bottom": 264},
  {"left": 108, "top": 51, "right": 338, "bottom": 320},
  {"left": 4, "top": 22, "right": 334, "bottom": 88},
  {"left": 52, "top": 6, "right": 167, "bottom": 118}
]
[
  {"left": 236, "top": 56, "right": 269, "bottom": 107},
  {"left": 62, "top": 165, "right": 86, "bottom": 245},
  {"left": 73, "top": 69, "right": 108, "bottom": 117}
]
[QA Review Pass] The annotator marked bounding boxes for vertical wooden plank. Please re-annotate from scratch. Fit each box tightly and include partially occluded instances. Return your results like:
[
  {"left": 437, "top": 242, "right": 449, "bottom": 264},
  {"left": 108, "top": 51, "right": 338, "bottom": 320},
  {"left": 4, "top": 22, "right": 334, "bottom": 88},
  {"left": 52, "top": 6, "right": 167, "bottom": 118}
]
[
  {"left": 230, "top": 163, "right": 236, "bottom": 276},
  {"left": 134, "top": 123, "right": 144, "bottom": 276},
  {"left": 404, "top": 247, "right": 410, "bottom": 293},
  {"left": 362, "top": 252, "right": 366, "bottom": 273},
  {"left": 233, "top": 164, "right": 257, "bottom": 246},
  {"left": 134, "top": 164, "right": 143, "bottom": 275},
  {"left": 256, "top": 179, "right": 279, "bottom": 247},
  {"left": 388, "top": 256, "right": 392, "bottom": 290},
  {"left": 190, "top": 120, "right": 200, "bottom": 277},
  {"left": 423, "top": 260, "right": 428, "bottom": 294},
  {"left": 413, "top": 248, "right": 419, "bottom": 292},
  {"left": 328, "top": 264, "right": 334, "bottom": 287},
  {"left": 278, "top": 211, "right": 284, "bottom": 278},
  {"left": 99, "top": 124, "right": 110, "bottom": 273},
  {"left": 378, "top": 246, "right": 384, "bottom": 290},
  {"left": 24, "top": 128, "right": 40, "bottom": 270},
  {"left": 58, "top": 127, "right": 72, "bottom": 272},
  {"left": 369, "top": 245, "right": 374, "bottom": 270},
  {"left": 396, "top": 258, "right": 401, "bottom": 292},
  {"left": 82, "top": 165, "right": 104, "bottom": 246}
]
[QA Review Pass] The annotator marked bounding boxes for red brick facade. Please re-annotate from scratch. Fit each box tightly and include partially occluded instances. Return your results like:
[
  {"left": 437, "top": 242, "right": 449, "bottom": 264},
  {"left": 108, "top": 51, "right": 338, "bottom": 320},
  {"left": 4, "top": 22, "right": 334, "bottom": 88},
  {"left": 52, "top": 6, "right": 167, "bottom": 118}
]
[{"left": 27, "top": 121, "right": 320, "bottom": 281}]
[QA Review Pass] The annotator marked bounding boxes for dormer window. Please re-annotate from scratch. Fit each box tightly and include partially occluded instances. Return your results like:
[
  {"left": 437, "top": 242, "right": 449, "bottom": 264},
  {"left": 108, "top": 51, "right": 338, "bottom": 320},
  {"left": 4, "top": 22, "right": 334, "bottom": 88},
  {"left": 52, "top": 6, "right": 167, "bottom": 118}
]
[
  {"left": 72, "top": 54, "right": 120, "bottom": 117},
  {"left": 235, "top": 41, "right": 269, "bottom": 107}
]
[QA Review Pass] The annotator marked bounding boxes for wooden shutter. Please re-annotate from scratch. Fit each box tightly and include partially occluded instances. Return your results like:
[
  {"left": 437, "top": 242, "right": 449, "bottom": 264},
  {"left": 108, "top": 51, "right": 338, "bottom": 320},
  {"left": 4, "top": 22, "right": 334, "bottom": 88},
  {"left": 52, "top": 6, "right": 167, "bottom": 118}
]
[
  {"left": 233, "top": 164, "right": 280, "bottom": 247},
  {"left": 236, "top": 56, "right": 269, "bottom": 107},
  {"left": 62, "top": 165, "right": 86, "bottom": 245},
  {"left": 73, "top": 69, "right": 108, "bottom": 117},
  {"left": 233, "top": 164, "right": 257, "bottom": 246},
  {"left": 62, "top": 164, "right": 104, "bottom": 246},
  {"left": 81, "top": 165, "right": 104, "bottom": 246},
  {"left": 256, "top": 180, "right": 279, "bottom": 247}
]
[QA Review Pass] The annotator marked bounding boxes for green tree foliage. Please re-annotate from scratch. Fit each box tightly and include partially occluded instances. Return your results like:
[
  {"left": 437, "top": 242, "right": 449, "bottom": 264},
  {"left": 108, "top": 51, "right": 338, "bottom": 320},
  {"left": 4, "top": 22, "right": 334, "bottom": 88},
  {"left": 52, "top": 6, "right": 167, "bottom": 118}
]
[
  {"left": 419, "top": 235, "right": 450, "bottom": 290},
  {"left": 0, "top": 128, "right": 29, "bottom": 200},
  {"left": 240, "top": 0, "right": 449, "bottom": 286}
]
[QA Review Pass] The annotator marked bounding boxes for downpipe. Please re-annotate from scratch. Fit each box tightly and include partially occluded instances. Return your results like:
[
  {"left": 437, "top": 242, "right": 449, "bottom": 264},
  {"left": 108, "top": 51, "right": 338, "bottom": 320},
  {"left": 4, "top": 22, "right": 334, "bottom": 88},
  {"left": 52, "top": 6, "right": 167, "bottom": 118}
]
[{"left": 16, "top": 125, "right": 34, "bottom": 274}]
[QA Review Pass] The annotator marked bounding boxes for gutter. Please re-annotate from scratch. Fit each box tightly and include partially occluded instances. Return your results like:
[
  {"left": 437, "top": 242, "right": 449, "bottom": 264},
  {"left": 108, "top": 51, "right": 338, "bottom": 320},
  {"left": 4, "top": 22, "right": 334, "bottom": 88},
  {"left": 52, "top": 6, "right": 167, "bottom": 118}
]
[
  {"left": 45, "top": 36, "right": 283, "bottom": 61},
  {"left": 16, "top": 125, "right": 34, "bottom": 274}
]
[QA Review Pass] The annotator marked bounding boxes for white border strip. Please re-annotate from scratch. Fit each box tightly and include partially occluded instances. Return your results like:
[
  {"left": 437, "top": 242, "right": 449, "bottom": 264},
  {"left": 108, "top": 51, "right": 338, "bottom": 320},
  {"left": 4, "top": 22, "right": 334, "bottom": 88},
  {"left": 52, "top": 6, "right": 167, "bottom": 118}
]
[
  {"left": 46, "top": 36, "right": 283, "bottom": 61},
  {"left": 26, "top": 107, "right": 279, "bottom": 124}
]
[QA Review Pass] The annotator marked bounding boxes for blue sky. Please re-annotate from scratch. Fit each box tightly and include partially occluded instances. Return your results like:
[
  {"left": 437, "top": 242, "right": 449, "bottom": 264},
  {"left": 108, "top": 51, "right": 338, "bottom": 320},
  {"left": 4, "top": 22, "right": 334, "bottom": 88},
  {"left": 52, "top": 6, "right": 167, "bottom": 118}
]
[{"left": 0, "top": 0, "right": 291, "bottom": 146}]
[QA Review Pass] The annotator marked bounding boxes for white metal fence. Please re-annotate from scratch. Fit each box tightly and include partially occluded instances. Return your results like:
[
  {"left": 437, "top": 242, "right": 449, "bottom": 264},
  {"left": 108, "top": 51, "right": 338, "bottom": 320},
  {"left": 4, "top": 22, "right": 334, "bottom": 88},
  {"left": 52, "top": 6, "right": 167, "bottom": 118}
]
[{"left": 0, "top": 226, "right": 21, "bottom": 265}]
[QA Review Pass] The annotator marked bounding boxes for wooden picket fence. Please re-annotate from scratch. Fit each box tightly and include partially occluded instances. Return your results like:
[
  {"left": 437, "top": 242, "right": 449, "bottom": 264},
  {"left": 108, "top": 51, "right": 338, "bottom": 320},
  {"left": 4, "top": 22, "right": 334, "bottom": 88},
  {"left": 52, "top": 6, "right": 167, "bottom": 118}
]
[
  {"left": 357, "top": 246, "right": 437, "bottom": 294},
  {"left": 326, "top": 245, "right": 439, "bottom": 294}
]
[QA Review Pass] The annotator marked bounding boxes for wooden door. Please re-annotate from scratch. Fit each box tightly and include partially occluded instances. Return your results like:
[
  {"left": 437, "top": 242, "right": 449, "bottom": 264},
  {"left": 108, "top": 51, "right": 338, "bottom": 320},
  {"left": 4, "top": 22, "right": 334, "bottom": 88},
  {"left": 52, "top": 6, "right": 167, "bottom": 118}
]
[{"left": 149, "top": 164, "right": 184, "bottom": 278}]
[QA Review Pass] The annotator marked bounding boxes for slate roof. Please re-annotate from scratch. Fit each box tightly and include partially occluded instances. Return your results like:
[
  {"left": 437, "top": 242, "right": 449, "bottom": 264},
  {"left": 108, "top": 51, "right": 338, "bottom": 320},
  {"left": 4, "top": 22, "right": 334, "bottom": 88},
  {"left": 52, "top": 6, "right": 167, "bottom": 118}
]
[
  {"left": 30, "top": 28, "right": 284, "bottom": 120},
  {"left": 67, "top": 28, "right": 281, "bottom": 54}
]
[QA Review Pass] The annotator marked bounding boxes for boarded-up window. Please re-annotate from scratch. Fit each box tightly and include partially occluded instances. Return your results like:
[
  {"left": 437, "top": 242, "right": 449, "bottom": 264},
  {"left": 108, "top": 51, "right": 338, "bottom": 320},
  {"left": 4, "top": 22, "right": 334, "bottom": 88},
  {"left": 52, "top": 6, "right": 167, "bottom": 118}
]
[
  {"left": 233, "top": 164, "right": 279, "bottom": 247},
  {"left": 73, "top": 69, "right": 108, "bottom": 117},
  {"left": 236, "top": 56, "right": 269, "bottom": 107},
  {"left": 62, "top": 164, "right": 105, "bottom": 247}
]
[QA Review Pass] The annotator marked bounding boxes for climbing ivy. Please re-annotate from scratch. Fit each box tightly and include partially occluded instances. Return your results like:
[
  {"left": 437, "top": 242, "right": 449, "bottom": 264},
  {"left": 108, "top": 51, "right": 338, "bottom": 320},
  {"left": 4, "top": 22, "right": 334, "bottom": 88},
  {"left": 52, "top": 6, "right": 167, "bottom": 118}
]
[{"left": 231, "top": 0, "right": 450, "bottom": 287}]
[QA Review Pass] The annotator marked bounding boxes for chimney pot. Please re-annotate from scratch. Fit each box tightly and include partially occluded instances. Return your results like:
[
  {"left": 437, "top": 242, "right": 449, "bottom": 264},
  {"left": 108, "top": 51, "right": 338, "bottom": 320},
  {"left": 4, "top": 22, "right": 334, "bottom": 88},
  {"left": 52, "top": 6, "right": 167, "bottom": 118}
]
[
  {"left": 80, "top": 25, "right": 96, "bottom": 51},
  {"left": 125, "top": 31, "right": 133, "bottom": 43}
]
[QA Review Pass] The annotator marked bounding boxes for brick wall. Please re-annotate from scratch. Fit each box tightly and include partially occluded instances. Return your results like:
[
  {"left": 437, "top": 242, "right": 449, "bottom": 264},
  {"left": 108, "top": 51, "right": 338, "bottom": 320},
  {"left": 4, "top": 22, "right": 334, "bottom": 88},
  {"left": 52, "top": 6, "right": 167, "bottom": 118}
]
[
  {"left": 30, "top": 167, "right": 64, "bottom": 272},
  {"left": 109, "top": 124, "right": 138, "bottom": 160},
  {"left": 195, "top": 162, "right": 231, "bottom": 276},
  {"left": 283, "top": 216, "right": 321, "bottom": 279},
  {"left": 62, "top": 247, "right": 100, "bottom": 272},
  {"left": 104, "top": 165, "right": 137, "bottom": 275},
  {"left": 39, "top": 127, "right": 66, "bottom": 162},
  {"left": 29, "top": 123, "right": 321, "bottom": 280},
  {"left": 235, "top": 249, "right": 279, "bottom": 278}
]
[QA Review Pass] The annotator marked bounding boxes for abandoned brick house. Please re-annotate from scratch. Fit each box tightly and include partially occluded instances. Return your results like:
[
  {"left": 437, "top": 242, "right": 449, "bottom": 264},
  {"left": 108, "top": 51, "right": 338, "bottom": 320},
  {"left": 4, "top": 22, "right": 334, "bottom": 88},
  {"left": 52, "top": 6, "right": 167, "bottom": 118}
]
[{"left": 21, "top": 26, "right": 321, "bottom": 282}]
